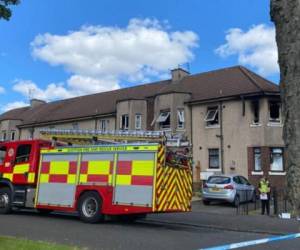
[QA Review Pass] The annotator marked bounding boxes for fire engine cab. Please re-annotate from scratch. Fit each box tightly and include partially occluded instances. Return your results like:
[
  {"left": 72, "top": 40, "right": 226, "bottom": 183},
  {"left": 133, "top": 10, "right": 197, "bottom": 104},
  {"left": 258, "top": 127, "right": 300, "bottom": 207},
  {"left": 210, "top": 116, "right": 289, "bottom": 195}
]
[{"left": 0, "top": 129, "right": 192, "bottom": 223}]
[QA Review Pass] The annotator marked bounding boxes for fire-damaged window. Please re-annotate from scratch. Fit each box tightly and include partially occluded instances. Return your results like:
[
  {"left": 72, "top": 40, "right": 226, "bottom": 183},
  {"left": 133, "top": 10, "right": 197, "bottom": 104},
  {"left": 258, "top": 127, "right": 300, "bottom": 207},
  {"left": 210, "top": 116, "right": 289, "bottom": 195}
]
[
  {"left": 120, "top": 114, "right": 129, "bottom": 130},
  {"left": 208, "top": 148, "right": 219, "bottom": 169},
  {"left": 15, "top": 144, "right": 31, "bottom": 164},
  {"left": 270, "top": 148, "right": 284, "bottom": 172},
  {"left": 157, "top": 110, "right": 171, "bottom": 129},
  {"left": 254, "top": 148, "right": 262, "bottom": 171},
  {"left": 251, "top": 100, "right": 260, "bottom": 124},
  {"left": 0, "top": 146, "right": 6, "bottom": 165},
  {"left": 205, "top": 106, "right": 219, "bottom": 127},
  {"left": 269, "top": 101, "right": 281, "bottom": 123}
]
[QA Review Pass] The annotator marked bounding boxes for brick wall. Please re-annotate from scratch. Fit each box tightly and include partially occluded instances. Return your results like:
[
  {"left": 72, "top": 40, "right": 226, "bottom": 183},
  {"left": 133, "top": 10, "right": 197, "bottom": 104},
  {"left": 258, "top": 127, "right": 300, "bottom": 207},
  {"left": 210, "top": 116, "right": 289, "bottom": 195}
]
[{"left": 248, "top": 146, "right": 286, "bottom": 189}]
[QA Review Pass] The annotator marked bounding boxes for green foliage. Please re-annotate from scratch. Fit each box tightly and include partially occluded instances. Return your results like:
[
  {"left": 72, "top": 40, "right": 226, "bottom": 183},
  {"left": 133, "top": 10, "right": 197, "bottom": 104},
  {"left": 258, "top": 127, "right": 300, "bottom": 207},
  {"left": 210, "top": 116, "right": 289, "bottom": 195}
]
[{"left": 0, "top": 0, "right": 20, "bottom": 21}]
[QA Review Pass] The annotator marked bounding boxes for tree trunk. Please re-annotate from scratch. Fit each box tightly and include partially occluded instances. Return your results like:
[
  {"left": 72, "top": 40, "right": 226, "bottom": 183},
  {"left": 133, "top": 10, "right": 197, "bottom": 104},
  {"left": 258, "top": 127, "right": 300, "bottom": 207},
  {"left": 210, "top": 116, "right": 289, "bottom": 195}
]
[{"left": 271, "top": 0, "right": 300, "bottom": 216}]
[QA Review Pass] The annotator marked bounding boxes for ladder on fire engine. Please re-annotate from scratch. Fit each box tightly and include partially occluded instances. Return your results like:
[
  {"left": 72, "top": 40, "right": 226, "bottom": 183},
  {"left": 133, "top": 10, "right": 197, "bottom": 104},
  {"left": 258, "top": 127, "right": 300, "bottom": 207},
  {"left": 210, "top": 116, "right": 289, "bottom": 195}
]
[{"left": 39, "top": 129, "right": 167, "bottom": 145}]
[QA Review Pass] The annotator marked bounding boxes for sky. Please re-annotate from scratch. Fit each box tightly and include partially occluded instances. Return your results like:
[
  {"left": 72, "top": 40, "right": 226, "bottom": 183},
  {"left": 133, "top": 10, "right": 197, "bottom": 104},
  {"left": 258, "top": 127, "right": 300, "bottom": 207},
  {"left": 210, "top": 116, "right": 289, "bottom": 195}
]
[{"left": 0, "top": 0, "right": 279, "bottom": 113}]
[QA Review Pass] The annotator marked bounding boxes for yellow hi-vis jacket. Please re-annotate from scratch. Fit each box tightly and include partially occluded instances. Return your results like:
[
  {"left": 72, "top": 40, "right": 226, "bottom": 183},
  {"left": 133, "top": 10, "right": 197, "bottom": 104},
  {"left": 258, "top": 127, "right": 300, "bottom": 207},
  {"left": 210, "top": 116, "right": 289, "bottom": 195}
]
[{"left": 259, "top": 179, "right": 270, "bottom": 193}]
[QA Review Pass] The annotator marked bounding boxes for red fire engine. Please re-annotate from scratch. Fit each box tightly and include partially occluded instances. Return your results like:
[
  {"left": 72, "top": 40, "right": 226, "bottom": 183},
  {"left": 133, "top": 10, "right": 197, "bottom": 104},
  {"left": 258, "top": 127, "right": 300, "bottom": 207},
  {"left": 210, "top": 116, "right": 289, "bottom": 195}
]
[{"left": 0, "top": 130, "right": 192, "bottom": 223}]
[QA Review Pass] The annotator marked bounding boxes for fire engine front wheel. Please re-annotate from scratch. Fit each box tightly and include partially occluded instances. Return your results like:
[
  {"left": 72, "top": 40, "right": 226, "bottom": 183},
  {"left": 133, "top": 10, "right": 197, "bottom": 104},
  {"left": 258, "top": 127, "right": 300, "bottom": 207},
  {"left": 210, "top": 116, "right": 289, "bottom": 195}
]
[
  {"left": 78, "top": 191, "right": 104, "bottom": 223},
  {"left": 0, "top": 187, "right": 12, "bottom": 214}
]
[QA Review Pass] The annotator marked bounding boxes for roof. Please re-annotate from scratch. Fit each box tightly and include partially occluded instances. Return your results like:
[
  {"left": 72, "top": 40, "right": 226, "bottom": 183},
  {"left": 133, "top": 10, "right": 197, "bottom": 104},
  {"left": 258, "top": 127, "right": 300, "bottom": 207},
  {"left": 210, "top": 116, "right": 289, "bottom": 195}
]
[{"left": 0, "top": 65, "right": 279, "bottom": 127}]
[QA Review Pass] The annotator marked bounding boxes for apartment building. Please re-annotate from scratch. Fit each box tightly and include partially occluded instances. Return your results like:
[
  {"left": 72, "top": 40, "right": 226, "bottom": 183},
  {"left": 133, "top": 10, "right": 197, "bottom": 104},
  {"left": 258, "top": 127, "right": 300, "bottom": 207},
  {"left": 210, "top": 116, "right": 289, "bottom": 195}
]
[{"left": 0, "top": 66, "right": 284, "bottom": 189}]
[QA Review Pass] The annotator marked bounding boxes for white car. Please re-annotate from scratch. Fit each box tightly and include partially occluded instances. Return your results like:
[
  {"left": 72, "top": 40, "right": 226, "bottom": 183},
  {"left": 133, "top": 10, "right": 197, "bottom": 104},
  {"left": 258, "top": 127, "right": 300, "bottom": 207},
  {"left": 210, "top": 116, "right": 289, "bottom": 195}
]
[{"left": 202, "top": 174, "right": 256, "bottom": 207}]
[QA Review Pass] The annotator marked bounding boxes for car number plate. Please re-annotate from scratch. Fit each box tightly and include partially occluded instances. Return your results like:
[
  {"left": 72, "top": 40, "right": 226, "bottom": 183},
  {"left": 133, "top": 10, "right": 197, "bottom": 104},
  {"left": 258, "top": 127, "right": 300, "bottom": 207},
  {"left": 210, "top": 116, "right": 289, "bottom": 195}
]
[{"left": 210, "top": 187, "right": 220, "bottom": 192}]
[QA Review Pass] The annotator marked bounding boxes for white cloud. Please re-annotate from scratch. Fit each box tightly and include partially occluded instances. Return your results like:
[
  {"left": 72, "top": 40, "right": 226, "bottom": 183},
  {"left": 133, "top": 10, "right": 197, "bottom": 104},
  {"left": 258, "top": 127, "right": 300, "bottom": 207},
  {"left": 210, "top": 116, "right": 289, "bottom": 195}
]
[
  {"left": 216, "top": 24, "right": 278, "bottom": 76},
  {"left": 28, "top": 18, "right": 198, "bottom": 100},
  {"left": 0, "top": 86, "right": 5, "bottom": 94},
  {"left": 2, "top": 101, "right": 28, "bottom": 112}
]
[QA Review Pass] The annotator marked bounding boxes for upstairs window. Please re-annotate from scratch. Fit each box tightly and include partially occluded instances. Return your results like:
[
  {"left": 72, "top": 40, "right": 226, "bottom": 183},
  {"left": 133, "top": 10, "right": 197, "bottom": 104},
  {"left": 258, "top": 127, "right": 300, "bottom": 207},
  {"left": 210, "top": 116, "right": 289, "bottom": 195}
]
[
  {"left": 15, "top": 144, "right": 32, "bottom": 164},
  {"left": 270, "top": 148, "right": 284, "bottom": 172},
  {"left": 135, "top": 114, "right": 142, "bottom": 130},
  {"left": 10, "top": 131, "right": 16, "bottom": 141},
  {"left": 100, "top": 119, "right": 109, "bottom": 131},
  {"left": 208, "top": 148, "right": 219, "bottom": 169},
  {"left": 205, "top": 106, "right": 219, "bottom": 127},
  {"left": 269, "top": 101, "right": 281, "bottom": 123},
  {"left": 177, "top": 109, "right": 185, "bottom": 129},
  {"left": 254, "top": 148, "right": 262, "bottom": 171},
  {"left": 120, "top": 114, "right": 129, "bottom": 130},
  {"left": 2, "top": 131, "right": 7, "bottom": 141},
  {"left": 72, "top": 123, "right": 79, "bottom": 130},
  {"left": 157, "top": 111, "right": 171, "bottom": 129},
  {"left": 0, "top": 146, "right": 6, "bottom": 164},
  {"left": 251, "top": 100, "right": 260, "bottom": 124}
]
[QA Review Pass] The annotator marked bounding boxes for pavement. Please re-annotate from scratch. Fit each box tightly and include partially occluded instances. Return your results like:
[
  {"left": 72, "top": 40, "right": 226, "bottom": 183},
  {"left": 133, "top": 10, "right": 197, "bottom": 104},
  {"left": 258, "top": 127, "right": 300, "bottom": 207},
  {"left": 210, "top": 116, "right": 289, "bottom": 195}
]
[{"left": 0, "top": 200, "right": 299, "bottom": 250}]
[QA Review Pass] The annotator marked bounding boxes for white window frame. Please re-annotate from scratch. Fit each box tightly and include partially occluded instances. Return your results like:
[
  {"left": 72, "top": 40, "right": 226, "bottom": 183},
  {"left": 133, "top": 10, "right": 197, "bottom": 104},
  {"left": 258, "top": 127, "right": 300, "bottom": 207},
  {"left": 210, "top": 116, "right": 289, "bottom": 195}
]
[
  {"left": 135, "top": 114, "right": 142, "bottom": 130},
  {"left": 254, "top": 148, "right": 262, "bottom": 171},
  {"left": 100, "top": 119, "right": 107, "bottom": 131},
  {"left": 177, "top": 109, "right": 185, "bottom": 129},
  {"left": 204, "top": 108, "right": 218, "bottom": 122},
  {"left": 270, "top": 148, "right": 284, "bottom": 172},
  {"left": 120, "top": 114, "right": 129, "bottom": 130},
  {"left": 208, "top": 148, "right": 220, "bottom": 169},
  {"left": 156, "top": 111, "right": 171, "bottom": 129}
]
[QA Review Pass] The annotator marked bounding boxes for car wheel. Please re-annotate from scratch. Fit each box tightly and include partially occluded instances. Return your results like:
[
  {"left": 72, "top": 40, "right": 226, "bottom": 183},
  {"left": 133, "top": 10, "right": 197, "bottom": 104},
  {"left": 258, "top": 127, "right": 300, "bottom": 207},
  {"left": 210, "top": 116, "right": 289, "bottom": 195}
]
[
  {"left": 78, "top": 191, "right": 104, "bottom": 223},
  {"left": 202, "top": 200, "right": 210, "bottom": 206},
  {"left": 233, "top": 195, "right": 240, "bottom": 207},
  {"left": 0, "top": 187, "right": 12, "bottom": 214}
]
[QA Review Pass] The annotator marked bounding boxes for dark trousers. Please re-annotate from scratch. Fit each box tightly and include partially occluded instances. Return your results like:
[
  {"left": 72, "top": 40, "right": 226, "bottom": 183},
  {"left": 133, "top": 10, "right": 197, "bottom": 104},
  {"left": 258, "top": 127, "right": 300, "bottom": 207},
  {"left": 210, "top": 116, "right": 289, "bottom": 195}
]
[{"left": 261, "top": 199, "right": 270, "bottom": 215}]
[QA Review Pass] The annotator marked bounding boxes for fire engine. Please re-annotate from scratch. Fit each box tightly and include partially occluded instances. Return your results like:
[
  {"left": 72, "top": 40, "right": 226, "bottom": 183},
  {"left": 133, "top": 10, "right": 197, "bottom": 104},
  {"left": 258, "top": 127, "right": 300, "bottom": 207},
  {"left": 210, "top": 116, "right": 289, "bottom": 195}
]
[{"left": 0, "top": 129, "right": 192, "bottom": 223}]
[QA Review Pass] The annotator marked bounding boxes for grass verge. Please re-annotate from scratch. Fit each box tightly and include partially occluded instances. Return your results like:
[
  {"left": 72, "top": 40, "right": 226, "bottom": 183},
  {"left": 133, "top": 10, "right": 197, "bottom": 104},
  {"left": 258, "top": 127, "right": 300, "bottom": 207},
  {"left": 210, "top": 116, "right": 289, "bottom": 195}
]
[{"left": 0, "top": 236, "right": 81, "bottom": 250}]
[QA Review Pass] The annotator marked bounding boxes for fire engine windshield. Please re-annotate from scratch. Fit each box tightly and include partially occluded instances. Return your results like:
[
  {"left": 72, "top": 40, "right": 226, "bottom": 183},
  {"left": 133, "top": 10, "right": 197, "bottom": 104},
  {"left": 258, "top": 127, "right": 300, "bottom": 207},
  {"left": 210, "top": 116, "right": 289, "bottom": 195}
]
[{"left": 0, "top": 146, "right": 6, "bottom": 164}]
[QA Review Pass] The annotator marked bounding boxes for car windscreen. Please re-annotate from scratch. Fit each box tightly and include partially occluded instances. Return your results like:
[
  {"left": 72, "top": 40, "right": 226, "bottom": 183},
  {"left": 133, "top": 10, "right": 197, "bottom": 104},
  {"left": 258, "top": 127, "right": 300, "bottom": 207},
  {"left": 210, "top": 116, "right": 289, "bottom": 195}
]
[{"left": 207, "top": 176, "right": 231, "bottom": 184}]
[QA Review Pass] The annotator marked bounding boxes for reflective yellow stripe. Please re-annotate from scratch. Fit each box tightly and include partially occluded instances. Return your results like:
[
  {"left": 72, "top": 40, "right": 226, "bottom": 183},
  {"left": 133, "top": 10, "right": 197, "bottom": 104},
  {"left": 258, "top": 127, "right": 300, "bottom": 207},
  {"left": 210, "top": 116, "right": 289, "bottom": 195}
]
[
  {"left": 27, "top": 173, "right": 35, "bottom": 183},
  {"left": 40, "top": 174, "right": 49, "bottom": 183},
  {"left": 131, "top": 161, "right": 154, "bottom": 176},
  {"left": 79, "top": 174, "right": 87, "bottom": 183},
  {"left": 49, "top": 162, "right": 69, "bottom": 174},
  {"left": 3, "top": 173, "right": 13, "bottom": 181},
  {"left": 13, "top": 164, "right": 30, "bottom": 174},
  {"left": 116, "top": 175, "right": 131, "bottom": 185},
  {"left": 67, "top": 175, "right": 76, "bottom": 184},
  {"left": 41, "top": 145, "right": 159, "bottom": 154},
  {"left": 88, "top": 161, "right": 110, "bottom": 175}
]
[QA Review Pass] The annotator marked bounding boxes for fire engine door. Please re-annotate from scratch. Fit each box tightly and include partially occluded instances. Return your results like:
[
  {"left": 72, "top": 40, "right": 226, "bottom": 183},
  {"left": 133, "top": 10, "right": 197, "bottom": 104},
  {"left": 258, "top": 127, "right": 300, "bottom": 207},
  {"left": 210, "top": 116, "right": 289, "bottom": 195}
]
[{"left": 36, "top": 153, "right": 78, "bottom": 207}]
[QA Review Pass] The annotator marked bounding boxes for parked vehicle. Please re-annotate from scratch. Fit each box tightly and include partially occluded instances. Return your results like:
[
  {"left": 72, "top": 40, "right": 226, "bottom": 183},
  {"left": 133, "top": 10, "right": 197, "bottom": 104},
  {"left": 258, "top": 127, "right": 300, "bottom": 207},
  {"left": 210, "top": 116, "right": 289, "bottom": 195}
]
[
  {"left": 0, "top": 130, "right": 192, "bottom": 223},
  {"left": 202, "top": 174, "right": 255, "bottom": 207}
]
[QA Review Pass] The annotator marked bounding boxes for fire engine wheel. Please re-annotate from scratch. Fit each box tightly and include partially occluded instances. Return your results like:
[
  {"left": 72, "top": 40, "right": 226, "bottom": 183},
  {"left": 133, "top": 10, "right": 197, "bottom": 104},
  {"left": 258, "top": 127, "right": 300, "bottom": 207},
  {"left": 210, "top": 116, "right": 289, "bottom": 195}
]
[
  {"left": 0, "top": 187, "right": 12, "bottom": 214},
  {"left": 78, "top": 192, "right": 104, "bottom": 223}
]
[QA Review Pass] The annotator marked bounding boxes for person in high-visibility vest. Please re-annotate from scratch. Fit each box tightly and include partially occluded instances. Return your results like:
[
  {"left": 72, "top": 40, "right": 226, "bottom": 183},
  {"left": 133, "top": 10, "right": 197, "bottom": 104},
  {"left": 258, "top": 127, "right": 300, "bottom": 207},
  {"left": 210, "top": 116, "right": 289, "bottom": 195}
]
[{"left": 259, "top": 176, "right": 271, "bottom": 215}]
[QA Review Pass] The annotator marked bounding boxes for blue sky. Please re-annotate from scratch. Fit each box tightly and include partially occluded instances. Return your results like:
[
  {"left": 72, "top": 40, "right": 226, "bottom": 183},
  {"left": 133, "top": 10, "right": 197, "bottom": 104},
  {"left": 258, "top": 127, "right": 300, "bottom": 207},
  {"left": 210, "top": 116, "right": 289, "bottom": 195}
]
[{"left": 0, "top": 0, "right": 278, "bottom": 112}]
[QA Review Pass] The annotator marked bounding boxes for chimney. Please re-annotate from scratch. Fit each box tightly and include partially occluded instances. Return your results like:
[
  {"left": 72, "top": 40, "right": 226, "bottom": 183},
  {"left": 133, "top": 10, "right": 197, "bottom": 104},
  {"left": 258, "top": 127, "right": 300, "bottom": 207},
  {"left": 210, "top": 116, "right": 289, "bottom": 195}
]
[
  {"left": 171, "top": 68, "right": 190, "bottom": 83},
  {"left": 30, "top": 99, "right": 46, "bottom": 108}
]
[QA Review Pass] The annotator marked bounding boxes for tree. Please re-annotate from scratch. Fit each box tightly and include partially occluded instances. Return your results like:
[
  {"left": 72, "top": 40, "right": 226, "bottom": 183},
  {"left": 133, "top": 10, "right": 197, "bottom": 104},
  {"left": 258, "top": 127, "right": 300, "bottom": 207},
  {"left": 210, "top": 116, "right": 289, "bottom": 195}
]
[
  {"left": 0, "top": 0, "right": 19, "bottom": 21},
  {"left": 271, "top": 0, "right": 300, "bottom": 216}
]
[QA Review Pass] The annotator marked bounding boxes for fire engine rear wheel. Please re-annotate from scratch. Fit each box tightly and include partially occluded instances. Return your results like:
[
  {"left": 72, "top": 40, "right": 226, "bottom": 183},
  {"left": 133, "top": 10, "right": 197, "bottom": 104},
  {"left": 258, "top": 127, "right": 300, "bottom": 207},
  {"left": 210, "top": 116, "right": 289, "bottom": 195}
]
[
  {"left": 78, "top": 192, "right": 104, "bottom": 223},
  {"left": 0, "top": 187, "right": 12, "bottom": 214}
]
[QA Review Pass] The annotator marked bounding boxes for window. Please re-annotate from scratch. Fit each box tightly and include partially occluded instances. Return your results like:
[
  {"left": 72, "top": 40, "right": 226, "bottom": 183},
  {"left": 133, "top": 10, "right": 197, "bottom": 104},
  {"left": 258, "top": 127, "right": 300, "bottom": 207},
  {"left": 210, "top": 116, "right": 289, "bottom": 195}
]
[
  {"left": 205, "top": 107, "right": 219, "bottom": 127},
  {"left": 10, "top": 131, "right": 16, "bottom": 141},
  {"left": 15, "top": 144, "right": 32, "bottom": 164},
  {"left": 157, "top": 111, "right": 171, "bottom": 129},
  {"left": 120, "top": 114, "right": 129, "bottom": 130},
  {"left": 269, "top": 101, "right": 281, "bottom": 123},
  {"left": 0, "top": 146, "right": 6, "bottom": 164},
  {"left": 270, "top": 148, "right": 284, "bottom": 171},
  {"left": 2, "top": 131, "right": 7, "bottom": 141},
  {"left": 208, "top": 148, "right": 219, "bottom": 169},
  {"left": 239, "top": 176, "right": 251, "bottom": 185},
  {"left": 251, "top": 100, "right": 260, "bottom": 124},
  {"left": 100, "top": 119, "right": 108, "bottom": 131},
  {"left": 177, "top": 109, "right": 185, "bottom": 129},
  {"left": 254, "top": 148, "right": 262, "bottom": 171},
  {"left": 207, "top": 176, "right": 230, "bottom": 184},
  {"left": 135, "top": 114, "right": 142, "bottom": 130},
  {"left": 72, "top": 123, "right": 79, "bottom": 129},
  {"left": 233, "top": 176, "right": 242, "bottom": 184}
]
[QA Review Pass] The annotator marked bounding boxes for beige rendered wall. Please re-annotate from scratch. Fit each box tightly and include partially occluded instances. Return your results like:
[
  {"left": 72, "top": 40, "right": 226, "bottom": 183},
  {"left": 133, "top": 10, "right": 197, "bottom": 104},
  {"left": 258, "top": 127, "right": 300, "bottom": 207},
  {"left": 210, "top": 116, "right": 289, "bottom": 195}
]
[
  {"left": 0, "top": 120, "right": 22, "bottom": 140},
  {"left": 192, "top": 97, "right": 284, "bottom": 181},
  {"left": 116, "top": 100, "right": 147, "bottom": 130}
]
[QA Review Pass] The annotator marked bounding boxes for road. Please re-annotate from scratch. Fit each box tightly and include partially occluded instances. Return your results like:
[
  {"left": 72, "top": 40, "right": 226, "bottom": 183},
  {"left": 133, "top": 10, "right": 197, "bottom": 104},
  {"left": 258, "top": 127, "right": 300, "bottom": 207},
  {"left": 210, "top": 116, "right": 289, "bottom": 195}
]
[{"left": 0, "top": 202, "right": 299, "bottom": 250}]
